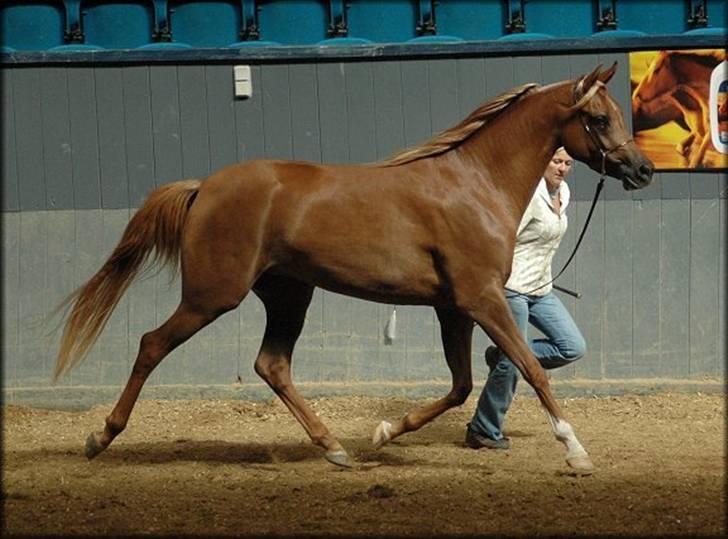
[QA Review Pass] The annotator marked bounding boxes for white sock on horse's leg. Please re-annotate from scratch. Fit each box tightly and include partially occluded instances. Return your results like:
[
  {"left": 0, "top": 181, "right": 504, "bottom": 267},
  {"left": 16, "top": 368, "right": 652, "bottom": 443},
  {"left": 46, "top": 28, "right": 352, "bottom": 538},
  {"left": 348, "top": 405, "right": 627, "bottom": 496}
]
[{"left": 545, "top": 411, "right": 588, "bottom": 459}]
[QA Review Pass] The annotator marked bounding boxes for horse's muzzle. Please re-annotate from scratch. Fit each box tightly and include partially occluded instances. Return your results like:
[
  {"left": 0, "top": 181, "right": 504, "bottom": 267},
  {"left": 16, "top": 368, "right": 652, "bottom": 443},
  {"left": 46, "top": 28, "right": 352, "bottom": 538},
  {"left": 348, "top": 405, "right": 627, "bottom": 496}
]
[{"left": 618, "top": 158, "right": 654, "bottom": 191}]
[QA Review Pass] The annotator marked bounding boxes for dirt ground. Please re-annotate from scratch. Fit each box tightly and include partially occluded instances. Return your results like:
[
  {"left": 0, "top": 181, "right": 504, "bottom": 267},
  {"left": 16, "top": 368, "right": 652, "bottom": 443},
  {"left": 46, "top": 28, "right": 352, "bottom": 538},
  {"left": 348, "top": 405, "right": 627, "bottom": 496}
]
[{"left": 2, "top": 392, "right": 725, "bottom": 537}]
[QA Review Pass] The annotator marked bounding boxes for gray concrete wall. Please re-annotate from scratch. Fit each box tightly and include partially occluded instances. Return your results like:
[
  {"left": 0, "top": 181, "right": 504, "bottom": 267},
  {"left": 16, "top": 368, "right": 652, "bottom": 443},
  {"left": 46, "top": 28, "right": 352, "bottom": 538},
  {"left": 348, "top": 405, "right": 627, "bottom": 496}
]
[{"left": 2, "top": 53, "right": 726, "bottom": 408}]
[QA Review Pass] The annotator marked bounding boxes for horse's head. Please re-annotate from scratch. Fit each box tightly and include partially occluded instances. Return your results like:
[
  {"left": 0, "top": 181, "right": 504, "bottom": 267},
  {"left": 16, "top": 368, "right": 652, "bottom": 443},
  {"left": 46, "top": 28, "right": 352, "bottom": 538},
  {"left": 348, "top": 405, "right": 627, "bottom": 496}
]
[
  {"left": 560, "top": 63, "right": 654, "bottom": 191},
  {"left": 632, "top": 51, "right": 675, "bottom": 103},
  {"left": 631, "top": 51, "right": 678, "bottom": 131}
]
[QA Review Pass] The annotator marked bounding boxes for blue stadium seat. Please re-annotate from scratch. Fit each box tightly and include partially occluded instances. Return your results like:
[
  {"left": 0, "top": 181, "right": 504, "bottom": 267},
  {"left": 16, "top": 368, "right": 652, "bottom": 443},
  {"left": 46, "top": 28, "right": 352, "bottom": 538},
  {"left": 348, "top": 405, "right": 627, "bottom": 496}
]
[
  {"left": 347, "top": 0, "right": 417, "bottom": 43},
  {"left": 170, "top": 1, "right": 240, "bottom": 47},
  {"left": 0, "top": 1, "right": 65, "bottom": 51},
  {"left": 50, "top": 43, "right": 105, "bottom": 50},
  {"left": 137, "top": 42, "right": 192, "bottom": 49},
  {"left": 435, "top": 0, "right": 503, "bottom": 41},
  {"left": 682, "top": 27, "right": 726, "bottom": 36},
  {"left": 497, "top": 32, "right": 554, "bottom": 41},
  {"left": 616, "top": 0, "right": 685, "bottom": 35},
  {"left": 316, "top": 36, "right": 372, "bottom": 46},
  {"left": 523, "top": 0, "right": 594, "bottom": 38},
  {"left": 257, "top": 1, "right": 328, "bottom": 45},
  {"left": 590, "top": 29, "right": 647, "bottom": 38},
  {"left": 228, "top": 40, "right": 282, "bottom": 48},
  {"left": 84, "top": 1, "right": 154, "bottom": 49},
  {"left": 407, "top": 35, "right": 464, "bottom": 43},
  {"left": 705, "top": 0, "right": 727, "bottom": 32}
]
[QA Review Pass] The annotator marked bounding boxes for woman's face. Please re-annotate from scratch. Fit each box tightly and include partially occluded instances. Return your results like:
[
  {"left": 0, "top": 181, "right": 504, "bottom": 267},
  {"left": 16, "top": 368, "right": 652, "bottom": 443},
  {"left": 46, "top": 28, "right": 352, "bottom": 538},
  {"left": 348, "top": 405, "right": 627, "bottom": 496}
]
[{"left": 544, "top": 148, "right": 573, "bottom": 189}]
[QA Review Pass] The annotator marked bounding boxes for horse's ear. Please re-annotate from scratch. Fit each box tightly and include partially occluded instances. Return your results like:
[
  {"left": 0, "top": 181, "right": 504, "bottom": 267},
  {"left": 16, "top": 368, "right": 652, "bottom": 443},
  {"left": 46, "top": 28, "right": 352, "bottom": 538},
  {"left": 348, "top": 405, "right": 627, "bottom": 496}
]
[
  {"left": 580, "top": 64, "right": 603, "bottom": 94},
  {"left": 598, "top": 62, "right": 618, "bottom": 84}
]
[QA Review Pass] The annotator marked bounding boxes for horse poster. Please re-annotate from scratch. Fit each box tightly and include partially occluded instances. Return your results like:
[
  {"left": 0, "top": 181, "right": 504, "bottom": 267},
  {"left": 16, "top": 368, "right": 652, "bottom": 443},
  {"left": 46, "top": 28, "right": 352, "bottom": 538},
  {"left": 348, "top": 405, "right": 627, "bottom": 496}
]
[{"left": 630, "top": 48, "right": 727, "bottom": 171}]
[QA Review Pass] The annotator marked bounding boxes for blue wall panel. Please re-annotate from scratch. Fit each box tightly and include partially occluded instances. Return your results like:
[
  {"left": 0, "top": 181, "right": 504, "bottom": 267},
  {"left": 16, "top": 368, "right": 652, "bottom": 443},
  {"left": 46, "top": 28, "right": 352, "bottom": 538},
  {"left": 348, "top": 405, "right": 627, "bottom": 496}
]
[
  {"left": 122, "top": 66, "right": 155, "bottom": 207},
  {"left": 13, "top": 69, "right": 46, "bottom": 211},
  {"left": 96, "top": 68, "right": 130, "bottom": 208},
  {"left": 317, "top": 63, "right": 349, "bottom": 162},
  {"left": 401, "top": 60, "right": 432, "bottom": 147},
  {"left": 68, "top": 68, "right": 102, "bottom": 209},
  {"left": 234, "top": 65, "right": 265, "bottom": 162},
  {"left": 2, "top": 70, "right": 19, "bottom": 211},
  {"left": 2, "top": 213, "right": 20, "bottom": 384},
  {"left": 262, "top": 65, "right": 293, "bottom": 160},
  {"left": 178, "top": 65, "right": 211, "bottom": 178},
  {"left": 631, "top": 199, "right": 662, "bottom": 377},
  {"left": 659, "top": 196, "right": 691, "bottom": 377},
  {"left": 289, "top": 64, "right": 323, "bottom": 163},
  {"left": 206, "top": 64, "right": 240, "bottom": 170},
  {"left": 372, "top": 61, "right": 405, "bottom": 160},
  {"left": 40, "top": 68, "right": 74, "bottom": 209},
  {"left": 689, "top": 199, "right": 721, "bottom": 376},
  {"left": 345, "top": 62, "right": 378, "bottom": 163},
  {"left": 150, "top": 66, "right": 184, "bottom": 186}
]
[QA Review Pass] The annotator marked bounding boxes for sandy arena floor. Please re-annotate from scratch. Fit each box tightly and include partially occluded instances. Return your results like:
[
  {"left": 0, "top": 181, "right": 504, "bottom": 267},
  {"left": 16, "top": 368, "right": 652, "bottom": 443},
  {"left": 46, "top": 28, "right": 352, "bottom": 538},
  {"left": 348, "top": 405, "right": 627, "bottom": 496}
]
[{"left": 2, "top": 392, "right": 725, "bottom": 537}]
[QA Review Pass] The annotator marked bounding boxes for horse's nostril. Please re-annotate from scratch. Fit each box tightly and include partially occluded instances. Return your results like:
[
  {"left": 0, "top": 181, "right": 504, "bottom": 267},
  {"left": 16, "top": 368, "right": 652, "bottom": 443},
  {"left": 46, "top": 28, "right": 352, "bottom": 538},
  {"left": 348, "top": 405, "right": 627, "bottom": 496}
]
[{"left": 638, "top": 164, "right": 654, "bottom": 182}]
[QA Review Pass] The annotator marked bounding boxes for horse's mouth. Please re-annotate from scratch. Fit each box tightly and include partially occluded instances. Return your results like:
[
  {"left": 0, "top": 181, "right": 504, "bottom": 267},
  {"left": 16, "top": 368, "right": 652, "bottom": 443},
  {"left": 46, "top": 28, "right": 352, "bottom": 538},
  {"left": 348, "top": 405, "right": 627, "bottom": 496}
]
[
  {"left": 619, "top": 162, "right": 654, "bottom": 190},
  {"left": 621, "top": 174, "right": 642, "bottom": 190}
]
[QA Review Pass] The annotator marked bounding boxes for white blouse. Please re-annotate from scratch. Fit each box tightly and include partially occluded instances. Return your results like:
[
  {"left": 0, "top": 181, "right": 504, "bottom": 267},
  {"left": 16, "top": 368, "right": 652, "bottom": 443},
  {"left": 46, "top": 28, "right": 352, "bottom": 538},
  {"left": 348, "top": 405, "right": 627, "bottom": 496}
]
[{"left": 504, "top": 178, "right": 570, "bottom": 296}]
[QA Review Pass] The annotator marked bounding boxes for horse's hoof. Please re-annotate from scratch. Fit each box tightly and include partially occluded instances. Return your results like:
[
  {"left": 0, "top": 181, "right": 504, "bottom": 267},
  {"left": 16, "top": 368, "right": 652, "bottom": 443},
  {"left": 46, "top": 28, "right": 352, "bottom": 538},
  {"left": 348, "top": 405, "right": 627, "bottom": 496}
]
[
  {"left": 565, "top": 453, "right": 594, "bottom": 475},
  {"left": 372, "top": 420, "right": 392, "bottom": 449},
  {"left": 85, "top": 432, "right": 106, "bottom": 460},
  {"left": 325, "top": 450, "right": 355, "bottom": 468}
]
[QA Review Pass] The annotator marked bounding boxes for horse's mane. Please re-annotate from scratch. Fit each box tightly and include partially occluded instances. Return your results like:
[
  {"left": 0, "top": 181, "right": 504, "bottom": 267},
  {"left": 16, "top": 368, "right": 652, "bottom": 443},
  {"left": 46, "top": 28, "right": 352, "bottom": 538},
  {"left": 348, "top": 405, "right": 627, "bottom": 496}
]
[{"left": 378, "top": 82, "right": 540, "bottom": 167}]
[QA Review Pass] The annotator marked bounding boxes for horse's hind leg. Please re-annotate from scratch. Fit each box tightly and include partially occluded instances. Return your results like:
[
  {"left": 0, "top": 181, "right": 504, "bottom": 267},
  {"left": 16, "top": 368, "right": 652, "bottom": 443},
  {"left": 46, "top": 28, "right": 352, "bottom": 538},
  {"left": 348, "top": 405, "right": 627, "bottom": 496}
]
[
  {"left": 85, "top": 300, "right": 233, "bottom": 459},
  {"left": 252, "top": 274, "right": 354, "bottom": 468},
  {"left": 372, "top": 308, "right": 473, "bottom": 449}
]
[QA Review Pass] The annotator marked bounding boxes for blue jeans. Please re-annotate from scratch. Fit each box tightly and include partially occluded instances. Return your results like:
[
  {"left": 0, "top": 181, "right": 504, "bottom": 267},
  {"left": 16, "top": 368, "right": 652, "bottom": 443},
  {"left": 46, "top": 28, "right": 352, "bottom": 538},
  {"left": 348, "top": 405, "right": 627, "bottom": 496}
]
[{"left": 469, "top": 291, "right": 586, "bottom": 441}]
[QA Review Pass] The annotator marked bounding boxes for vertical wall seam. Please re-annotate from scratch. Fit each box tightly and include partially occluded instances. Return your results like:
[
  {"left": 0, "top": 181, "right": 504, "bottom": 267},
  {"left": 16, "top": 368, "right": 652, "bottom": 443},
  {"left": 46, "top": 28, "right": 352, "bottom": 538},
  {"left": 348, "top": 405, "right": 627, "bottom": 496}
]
[
  {"left": 37, "top": 71, "right": 48, "bottom": 210},
  {"left": 63, "top": 68, "right": 75, "bottom": 210},
  {"left": 92, "top": 70, "right": 103, "bottom": 207}
]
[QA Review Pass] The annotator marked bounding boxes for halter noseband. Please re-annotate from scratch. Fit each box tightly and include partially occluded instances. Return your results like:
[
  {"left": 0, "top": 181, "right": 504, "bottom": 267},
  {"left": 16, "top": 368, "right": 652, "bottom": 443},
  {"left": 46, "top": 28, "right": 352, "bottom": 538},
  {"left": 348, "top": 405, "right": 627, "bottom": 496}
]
[{"left": 573, "top": 79, "right": 634, "bottom": 177}]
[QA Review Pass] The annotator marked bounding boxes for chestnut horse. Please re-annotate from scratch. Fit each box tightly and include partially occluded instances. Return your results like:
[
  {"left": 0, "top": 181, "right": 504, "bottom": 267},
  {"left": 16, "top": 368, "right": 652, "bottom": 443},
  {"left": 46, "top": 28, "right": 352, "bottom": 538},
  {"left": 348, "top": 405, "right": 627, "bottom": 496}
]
[
  {"left": 631, "top": 49, "right": 724, "bottom": 167},
  {"left": 54, "top": 63, "right": 653, "bottom": 473}
]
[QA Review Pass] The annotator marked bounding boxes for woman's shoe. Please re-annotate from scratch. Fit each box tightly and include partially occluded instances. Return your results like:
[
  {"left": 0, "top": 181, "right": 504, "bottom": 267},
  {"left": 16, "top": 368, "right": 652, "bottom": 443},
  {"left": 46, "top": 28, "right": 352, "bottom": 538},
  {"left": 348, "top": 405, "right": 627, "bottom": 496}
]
[{"left": 465, "top": 423, "right": 510, "bottom": 450}]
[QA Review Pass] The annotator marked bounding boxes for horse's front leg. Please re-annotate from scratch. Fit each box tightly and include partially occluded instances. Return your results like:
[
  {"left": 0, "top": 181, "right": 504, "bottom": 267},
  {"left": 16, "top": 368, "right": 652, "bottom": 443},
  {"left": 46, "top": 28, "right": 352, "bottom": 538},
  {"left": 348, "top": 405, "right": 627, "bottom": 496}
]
[
  {"left": 676, "top": 132, "right": 695, "bottom": 156},
  {"left": 466, "top": 286, "right": 594, "bottom": 474},
  {"left": 372, "top": 308, "right": 473, "bottom": 448}
]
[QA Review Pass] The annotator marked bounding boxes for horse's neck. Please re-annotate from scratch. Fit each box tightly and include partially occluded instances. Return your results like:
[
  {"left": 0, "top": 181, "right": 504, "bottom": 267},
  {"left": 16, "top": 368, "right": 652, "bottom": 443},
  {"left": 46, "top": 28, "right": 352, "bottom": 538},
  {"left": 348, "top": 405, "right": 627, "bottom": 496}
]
[
  {"left": 673, "top": 55, "right": 715, "bottom": 88},
  {"left": 460, "top": 89, "right": 562, "bottom": 215}
]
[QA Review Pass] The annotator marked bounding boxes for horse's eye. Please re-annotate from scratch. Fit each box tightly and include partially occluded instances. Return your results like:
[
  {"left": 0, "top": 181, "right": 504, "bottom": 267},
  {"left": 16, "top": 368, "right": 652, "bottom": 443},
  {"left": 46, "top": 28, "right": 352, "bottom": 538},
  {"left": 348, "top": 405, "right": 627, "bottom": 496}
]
[{"left": 593, "top": 115, "right": 609, "bottom": 130}]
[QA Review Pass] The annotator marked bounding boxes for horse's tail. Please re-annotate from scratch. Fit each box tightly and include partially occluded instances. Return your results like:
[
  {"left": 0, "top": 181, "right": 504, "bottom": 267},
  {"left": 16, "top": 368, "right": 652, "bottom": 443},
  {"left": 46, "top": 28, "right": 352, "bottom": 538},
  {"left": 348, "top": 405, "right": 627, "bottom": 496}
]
[{"left": 53, "top": 179, "right": 201, "bottom": 380}]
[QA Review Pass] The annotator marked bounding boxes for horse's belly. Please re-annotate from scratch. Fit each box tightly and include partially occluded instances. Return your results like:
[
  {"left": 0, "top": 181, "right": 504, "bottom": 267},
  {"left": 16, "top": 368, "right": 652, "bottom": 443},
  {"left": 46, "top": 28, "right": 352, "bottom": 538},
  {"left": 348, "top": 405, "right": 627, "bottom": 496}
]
[{"left": 275, "top": 248, "right": 443, "bottom": 305}]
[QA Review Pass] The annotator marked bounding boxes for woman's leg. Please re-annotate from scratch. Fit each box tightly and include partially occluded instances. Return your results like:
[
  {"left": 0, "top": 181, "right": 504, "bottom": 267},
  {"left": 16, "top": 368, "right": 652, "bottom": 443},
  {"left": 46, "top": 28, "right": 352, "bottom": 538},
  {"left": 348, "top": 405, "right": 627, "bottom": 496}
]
[
  {"left": 528, "top": 292, "right": 586, "bottom": 369},
  {"left": 468, "top": 293, "right": 528, "bottom": 442}
]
